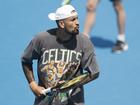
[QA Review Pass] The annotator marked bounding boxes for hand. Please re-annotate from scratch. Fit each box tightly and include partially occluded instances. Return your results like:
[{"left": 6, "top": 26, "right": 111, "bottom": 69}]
[
  {"left": 29, "top": 81, "right": 45, "bottom": 97},
  {"left": 58, "top": 80, "right": 65, "bottom": 84}
]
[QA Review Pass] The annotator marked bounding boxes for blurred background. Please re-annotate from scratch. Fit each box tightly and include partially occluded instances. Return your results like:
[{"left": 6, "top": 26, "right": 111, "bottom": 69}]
[{"left": 0, "top": 0, "right": 140, "bottom": 105}]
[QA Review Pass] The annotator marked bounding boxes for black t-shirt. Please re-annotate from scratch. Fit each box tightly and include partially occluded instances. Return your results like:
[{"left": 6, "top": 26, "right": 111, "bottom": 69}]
[{"left": 21, "top": 28, "right": 99, "bottom": 105}]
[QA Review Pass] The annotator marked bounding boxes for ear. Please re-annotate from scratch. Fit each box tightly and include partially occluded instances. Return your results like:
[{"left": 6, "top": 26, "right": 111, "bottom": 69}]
[{"left": 58, "top": 20, "right": 65, "bottom": 28}]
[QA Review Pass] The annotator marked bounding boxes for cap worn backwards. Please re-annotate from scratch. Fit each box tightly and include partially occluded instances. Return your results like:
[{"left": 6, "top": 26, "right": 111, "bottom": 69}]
[{"left": 48, "top": 5, "right": 78, "bottom": 20}]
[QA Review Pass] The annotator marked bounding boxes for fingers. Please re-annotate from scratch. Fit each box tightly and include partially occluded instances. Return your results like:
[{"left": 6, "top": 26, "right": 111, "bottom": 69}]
[
  {"left": 58, "top": 80, "right": 65, "bottom": 84},
  {"left": 41, "top": 87, "right": 52, "bottom": 96},
  {"left": 29, "top": 81, "right": 45, "bottom": 97},
  {"left": 36, "top": 86, "right": 46, "bottom": 97}
]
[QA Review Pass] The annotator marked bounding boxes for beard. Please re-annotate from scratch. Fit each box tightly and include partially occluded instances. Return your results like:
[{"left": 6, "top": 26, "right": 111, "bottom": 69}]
[
  {"left": 65, "top": 26, "right": 79, "bottom": 36},
  {"left": 73, "top": 27, "right": 79, "bottom": 35}
]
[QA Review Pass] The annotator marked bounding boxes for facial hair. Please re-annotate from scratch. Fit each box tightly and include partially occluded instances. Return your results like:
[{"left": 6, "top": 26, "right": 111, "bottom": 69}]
[{"left": 65, "top": 25, "right": 79, "bottom": 36}]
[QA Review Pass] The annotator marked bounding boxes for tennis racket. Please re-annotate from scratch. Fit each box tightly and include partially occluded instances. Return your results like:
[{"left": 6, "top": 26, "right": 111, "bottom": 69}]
[
  {"left": 38, "top": 72, "right": 89, "bottom": 105},
  {"left": 61, "top": 0, "right": 72, "bottom": 6},
  {"left": 38, "top": 64, "right": 81, "bottom": 105},
  {"left": 60, "top": 72, "right": 89, "bottom": 91},
  {"left": 42, "top": 72, "right": 89, "bottom": 94}
]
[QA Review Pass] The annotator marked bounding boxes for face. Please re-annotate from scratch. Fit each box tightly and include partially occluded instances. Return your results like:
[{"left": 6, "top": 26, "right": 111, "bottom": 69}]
[{"left": 63, "top": 15, "right": 79, "bottom": 35}]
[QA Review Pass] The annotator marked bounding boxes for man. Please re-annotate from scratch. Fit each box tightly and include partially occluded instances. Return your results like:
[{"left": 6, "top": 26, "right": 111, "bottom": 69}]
[
  {"left": 21, "top": 5, "right": 99, "bottom": 105},
  {"left": 61, "top": 0, "right": 128, "bottom": 53}
]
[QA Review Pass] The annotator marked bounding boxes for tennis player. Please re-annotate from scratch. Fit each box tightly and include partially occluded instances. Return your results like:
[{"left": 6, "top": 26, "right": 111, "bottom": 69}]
[{"left": 21, "top": 5, "right": 99, "bottom": 105}]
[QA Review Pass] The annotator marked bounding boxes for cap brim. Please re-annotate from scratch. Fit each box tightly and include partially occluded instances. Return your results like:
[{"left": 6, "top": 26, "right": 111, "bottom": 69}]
[{"left": 48, "top": 13, "right": 56, "bottom": 20}]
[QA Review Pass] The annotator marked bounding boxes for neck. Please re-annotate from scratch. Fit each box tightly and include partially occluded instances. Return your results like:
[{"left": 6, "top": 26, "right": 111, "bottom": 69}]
[{"left": 56, "top": 28, "right": 73, "bottom": 42}]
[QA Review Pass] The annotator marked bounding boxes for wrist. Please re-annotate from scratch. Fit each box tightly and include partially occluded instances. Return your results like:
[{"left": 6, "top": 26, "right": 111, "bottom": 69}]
[{"left": 29, "top": 81, "right": 37, "bottom": 89}]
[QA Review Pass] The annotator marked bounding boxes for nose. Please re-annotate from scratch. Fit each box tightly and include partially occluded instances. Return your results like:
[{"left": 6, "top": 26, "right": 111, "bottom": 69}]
[{"left": 75, "top": 18, "right": 79, "bottom": 25}]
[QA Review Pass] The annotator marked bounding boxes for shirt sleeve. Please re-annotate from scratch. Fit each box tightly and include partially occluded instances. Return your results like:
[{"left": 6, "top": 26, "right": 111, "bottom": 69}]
[
  {"left": 81, "top": 37, "right": 99, "bottom": 75},
  {"left": 21, "top": 36, "right": 41, "bottom": 64}
]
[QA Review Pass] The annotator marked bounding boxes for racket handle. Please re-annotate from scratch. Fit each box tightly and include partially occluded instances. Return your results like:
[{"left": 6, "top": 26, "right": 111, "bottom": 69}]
[{"left": 41, "top": 87, "right": 51, "bottom": 95}]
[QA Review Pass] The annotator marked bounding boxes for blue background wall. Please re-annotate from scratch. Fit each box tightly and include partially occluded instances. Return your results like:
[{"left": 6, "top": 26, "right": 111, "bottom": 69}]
[{"left": 0, "top": 0, "right": 139, "bottom": 105}]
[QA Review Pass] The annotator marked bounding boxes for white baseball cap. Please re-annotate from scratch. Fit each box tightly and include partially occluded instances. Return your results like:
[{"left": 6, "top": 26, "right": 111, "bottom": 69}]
[{"left": 48, "top": 5, "right": 78, "bottom": 20}]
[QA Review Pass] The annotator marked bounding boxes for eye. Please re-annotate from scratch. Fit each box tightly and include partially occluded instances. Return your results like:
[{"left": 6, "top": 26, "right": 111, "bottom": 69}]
[
  {"left": 71, "top": 17, "right": 78, "bottom": 21},
  {"left": 72, "top": 18, "right": 76, "bottom": 21}
]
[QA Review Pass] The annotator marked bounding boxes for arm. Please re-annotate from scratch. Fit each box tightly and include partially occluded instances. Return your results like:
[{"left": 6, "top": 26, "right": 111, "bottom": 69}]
[
  {"left": 21, "top": 62, "right": 45, "bottom": 97},
  {"left": 21, "top": 62, "right": 34, "bottom": 84},
  {"left": 78, "top": 68, "right": 99, "bottom": 87},
  {"left": 81, "top": 53, "right": 100, "bottom": 85},
  {"left": 21, "top": 36, "right": 44, "bottom": 97},
  {"left": 81, "top": 36, "right": 100, "bottom": 85}
]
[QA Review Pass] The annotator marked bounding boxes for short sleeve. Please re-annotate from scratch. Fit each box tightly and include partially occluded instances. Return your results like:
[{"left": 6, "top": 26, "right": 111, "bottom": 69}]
[
  {"left": 21, "top": 36, "right": 41, "bottom": 64},
  {"left": 81, "top": 37, "right": 99, "bottom": 75}
]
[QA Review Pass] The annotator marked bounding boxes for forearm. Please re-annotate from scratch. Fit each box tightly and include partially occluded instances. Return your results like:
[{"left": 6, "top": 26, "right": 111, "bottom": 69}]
[
  {"left": 21, "top": 62, "right": 35, "bottom": 84},
  {"left": 81, "top": 71, "right": 99, "bottom": 85},
  {"left": 21, "top": 62, "right": 45, "bottom": 96}
]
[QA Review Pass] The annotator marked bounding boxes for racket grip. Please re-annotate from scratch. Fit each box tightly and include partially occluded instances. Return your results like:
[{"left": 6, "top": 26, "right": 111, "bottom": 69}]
[{"left": 41, "top": 87, "right": 51, "bottom": 95}]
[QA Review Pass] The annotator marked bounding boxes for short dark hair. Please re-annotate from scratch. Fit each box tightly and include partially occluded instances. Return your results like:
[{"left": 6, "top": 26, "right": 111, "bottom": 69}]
[
  {"left": 56, "top": 20, "right": 65, "bottom": 28},
  {"left": 56, "top": 20, "right": 60, "bottom": 27}
]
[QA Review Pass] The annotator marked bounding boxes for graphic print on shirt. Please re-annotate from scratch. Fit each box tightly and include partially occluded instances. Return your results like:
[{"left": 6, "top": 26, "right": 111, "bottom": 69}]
[{"left": 40, "top": 49, "right": 82, "bottom": 87}]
